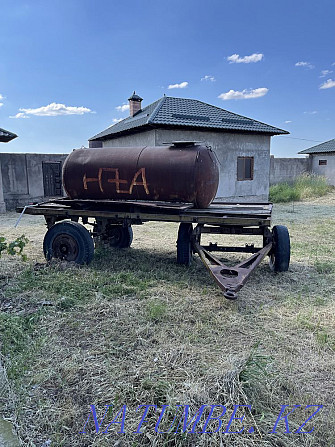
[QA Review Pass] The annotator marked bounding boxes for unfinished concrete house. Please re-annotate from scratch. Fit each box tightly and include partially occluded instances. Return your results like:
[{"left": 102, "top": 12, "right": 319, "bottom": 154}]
[
  {"left": 89, "top": 93, "right": 288, "bottom": 202},
  {"left": 299, "top": 138, "right": 335, "bottom": 186}
]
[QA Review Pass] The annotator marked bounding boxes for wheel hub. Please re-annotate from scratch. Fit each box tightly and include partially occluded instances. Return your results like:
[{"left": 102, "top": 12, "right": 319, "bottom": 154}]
[{"left": 52, "top": 235, "right": 78, "bottom": 261}]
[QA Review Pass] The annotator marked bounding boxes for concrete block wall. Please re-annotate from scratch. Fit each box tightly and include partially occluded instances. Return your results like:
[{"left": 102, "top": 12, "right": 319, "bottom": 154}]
[
  {"left": 0, "top": 153, "right": 68, "bottom": 212},
  {"left": 0, "top": 161, "right": 5, "bottom": 213},
  {"left": 101, "top": 129, "right": 156, "bottom": 147},
  {"left": 270, "top": 156, "right": 310, "bottom": 185}
]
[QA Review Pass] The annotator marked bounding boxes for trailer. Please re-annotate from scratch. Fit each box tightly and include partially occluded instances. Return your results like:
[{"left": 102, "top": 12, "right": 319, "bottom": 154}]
[{"left": 17, "top": 197, "right": 290, "bottom": 300}]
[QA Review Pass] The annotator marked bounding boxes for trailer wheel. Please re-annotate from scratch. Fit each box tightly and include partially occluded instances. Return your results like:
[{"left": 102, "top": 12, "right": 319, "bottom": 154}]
[
  {"left": 177, "top": 223, "right": 193, "bottom": 266},
  {"left": 269, "top": 225, "right": 290, "bottom": 272},
  {"left": 108, "top": 225, "right": 133, "bottom": 248},
  {"left": 43, "top": 221, "right": 94, "bottom": 264}
]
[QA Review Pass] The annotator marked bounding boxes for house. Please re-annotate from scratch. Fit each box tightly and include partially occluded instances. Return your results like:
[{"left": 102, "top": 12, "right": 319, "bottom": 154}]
[
  {"left": 298, "top": 139, "right": 335, "bottom": 186},
  {"left": 89, "top": 93, "right": 288, "bottom": 202}
]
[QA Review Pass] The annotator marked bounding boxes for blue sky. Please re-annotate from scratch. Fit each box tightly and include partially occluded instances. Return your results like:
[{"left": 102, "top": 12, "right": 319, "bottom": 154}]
[{"left": 0, "top": 0, "right": 334, "bottom": 156}]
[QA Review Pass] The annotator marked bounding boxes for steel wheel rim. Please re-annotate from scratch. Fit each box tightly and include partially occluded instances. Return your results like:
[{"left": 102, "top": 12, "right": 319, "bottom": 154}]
[{"left": 52, "top": 234, "right": 79, "bottom": 261}]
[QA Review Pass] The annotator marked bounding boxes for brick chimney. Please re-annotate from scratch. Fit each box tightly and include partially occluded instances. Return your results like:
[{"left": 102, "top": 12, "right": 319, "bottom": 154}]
[{"left": 128, "top": 91, "right": 143, "bottom": 117}]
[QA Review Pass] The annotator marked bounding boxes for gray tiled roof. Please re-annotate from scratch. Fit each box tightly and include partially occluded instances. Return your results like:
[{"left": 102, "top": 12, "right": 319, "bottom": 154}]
[
  {"left": 0, "top": 127, "right": 17, "bottom": 143},
  {"left": 298, "top": 139, "right": 335, "bottom": 154},
  {"left": 90, "top": 96, "right": 288, "bottom": 141}
]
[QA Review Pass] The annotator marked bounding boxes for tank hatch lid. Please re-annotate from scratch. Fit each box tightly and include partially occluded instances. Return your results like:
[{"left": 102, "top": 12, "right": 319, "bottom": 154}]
[{"left": 162, "top": 141, "right": 204, "bottom": 147}]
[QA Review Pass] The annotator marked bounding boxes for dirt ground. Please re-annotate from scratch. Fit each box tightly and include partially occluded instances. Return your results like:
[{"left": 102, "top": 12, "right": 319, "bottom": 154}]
[{"left": 0, "top": 193, "right": 334, "bottom": 446}]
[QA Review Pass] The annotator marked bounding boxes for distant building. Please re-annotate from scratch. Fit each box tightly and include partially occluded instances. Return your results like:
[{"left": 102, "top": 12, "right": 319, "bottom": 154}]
[
  {"left": 0, "top": 127, "right": 17, "bottom": 143},
  {"left": 299, "top": 139, "right": 335, "bottom": 186},
  {"left": 89, "top": 93, "right": 288, "bottom": 202}
]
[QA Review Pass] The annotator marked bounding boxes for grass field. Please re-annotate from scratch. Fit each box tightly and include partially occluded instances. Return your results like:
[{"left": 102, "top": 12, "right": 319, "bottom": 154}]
[{"left": 0, "top": 192, "right": 334, "bottom": 447}]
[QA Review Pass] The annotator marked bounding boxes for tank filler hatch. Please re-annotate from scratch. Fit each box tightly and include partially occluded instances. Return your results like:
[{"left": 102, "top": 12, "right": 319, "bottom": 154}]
[{"left": 162, "top": 141, "right": 204, "bottom": 148}]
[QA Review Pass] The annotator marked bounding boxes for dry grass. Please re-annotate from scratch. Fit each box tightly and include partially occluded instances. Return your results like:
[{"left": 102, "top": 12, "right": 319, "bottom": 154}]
[{"left": 0, "top": 192, "right": 334, "bottom": 446}]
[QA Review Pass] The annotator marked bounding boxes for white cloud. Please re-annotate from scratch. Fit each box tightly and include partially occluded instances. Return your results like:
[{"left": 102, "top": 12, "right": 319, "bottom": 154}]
[
  {"left": 218, "top": 87, "right": 268, "bottom": 100},
  {"left": 116, "top": 104, "right": 130, "bottom": 112},
  {"left": 284, "top": 120, "right": 292, "bottom": 123},
  {"left": 295, "top": 61, "right": 314, "bottom": 69},
  {"left": 10, "top": 112, "right": 29, "bottom": 119},
  {"left": 201, "top": 75, "right": 216, "bottom": 82},
  {"left": 0, "top": 93, "right": 4, "bottom": 107},
  {"left": 319, "top": 78, "right": 335, "bottom": 89},
  {"left": 320, "top": 69, "right": 333, "bottom": 77},
  {"left": 227, "top": 53, "right": 263, "bottom": 64},
  {"left": 111, "top": 118, "right": 123, "bottom": 124},
  {"left": 304, "top": 111, "right": 318, "bottom": 115},
  {"left": 10, "top": 102, "right": 93, "bottom": 118},
  {"left": 168, "top": 81, "right": 188, "bottom": 89},
  {"left": 0, "top": 103, "right": 3, "bottom": 108}
]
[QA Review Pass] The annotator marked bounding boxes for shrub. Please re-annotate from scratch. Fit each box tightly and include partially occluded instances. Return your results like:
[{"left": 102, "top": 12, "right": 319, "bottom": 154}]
[
  {"left": 269, "top": 183, "right": 300, "bottom": 203},
  {"left": 0, "top": 235, "right": 28, "bottom": 260},
  {"left": 269, "top": 173, "right": 331, "bottom": 203}
]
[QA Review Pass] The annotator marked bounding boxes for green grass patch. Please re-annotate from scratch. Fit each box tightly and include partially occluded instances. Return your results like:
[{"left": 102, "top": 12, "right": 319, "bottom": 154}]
[
  {"left": 270, "top": 173, "right": 331, "bottom": 203},
  {"left": 146, "top": 299, "right": 167, "bottom": 322},
  {"left": 314, "top": 260, "right": 335, "bottom": 274},
  {"left": 5, "top": 264, "right": 153, "bottom": 308},
  {"left": 239, "top": 346, "right": 273, "bottom": 385},
  {"left": 0, "top": 312, "right": 42, "bottom": 380}
]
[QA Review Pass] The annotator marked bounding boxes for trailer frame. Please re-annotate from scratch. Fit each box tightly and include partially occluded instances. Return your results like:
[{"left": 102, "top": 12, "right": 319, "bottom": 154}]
[{"left": 17, "top": 197, "right": 290, "bottom": 300}]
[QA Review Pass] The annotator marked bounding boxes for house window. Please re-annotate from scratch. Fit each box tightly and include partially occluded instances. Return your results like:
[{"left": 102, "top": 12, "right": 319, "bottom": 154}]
[
  {"left": 237, "top": 156, "right": 254, "bottom": 181},
  {"left": 319, "top": 160, "right": 327, "bottom": 166}
]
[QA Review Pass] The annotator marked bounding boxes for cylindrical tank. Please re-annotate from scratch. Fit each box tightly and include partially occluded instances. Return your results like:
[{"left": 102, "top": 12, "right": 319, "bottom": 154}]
[{"left": 62, "top": 143, "right": 219, "bottom": 208}]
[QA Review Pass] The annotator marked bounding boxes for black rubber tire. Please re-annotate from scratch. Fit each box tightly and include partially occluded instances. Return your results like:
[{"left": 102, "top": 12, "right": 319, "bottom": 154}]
[
  {"left": 177, "top": 223, "right": 193, "bottom": 266},
  {"left": 269, "top": 225, "right": 290, "bottom": 272},
  {"left": 118, "top": 226, "right": 133, "bottom": 248},
  {"left": 43, "top": 221, "right": 94, "bottom": 264},
  {"left": 108, "top": 225, "right": 133, "bottom": 248}
]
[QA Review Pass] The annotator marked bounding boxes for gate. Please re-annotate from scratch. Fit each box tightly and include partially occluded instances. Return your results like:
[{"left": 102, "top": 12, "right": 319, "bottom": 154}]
[{"left": 42, "top": 162, "right": 62, "bottom": 197}]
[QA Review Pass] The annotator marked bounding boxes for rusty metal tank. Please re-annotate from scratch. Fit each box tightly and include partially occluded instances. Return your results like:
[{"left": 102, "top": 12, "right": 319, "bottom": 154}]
[{"left": 62, "top": 142, "right": 219, "bottom": 208}]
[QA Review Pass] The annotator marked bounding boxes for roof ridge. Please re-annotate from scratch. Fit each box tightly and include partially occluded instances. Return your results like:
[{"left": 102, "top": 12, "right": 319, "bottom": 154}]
[
  {"left": 147, "top": 96, "right": 166, "bottom": 124},
  {"left": 89, "top": 100, "right": 158, "bottom": 140}
]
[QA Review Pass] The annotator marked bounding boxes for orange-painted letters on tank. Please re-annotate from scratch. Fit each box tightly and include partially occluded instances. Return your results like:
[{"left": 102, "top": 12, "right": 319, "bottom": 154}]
[{"left": 83, "top": 167, "right": 150, "bottom": 195}]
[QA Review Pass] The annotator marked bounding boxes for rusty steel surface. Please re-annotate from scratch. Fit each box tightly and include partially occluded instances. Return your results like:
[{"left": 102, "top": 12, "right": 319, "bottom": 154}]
[
  {"left": 62, "top": 144, "right": 219, "bottom": 208},
  {"left": 193, "top": 241, "right": 273, "bottom": 299}
]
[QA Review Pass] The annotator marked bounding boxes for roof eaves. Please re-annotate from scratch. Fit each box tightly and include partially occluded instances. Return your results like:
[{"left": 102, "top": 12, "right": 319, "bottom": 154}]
[
  {"left": 156, "top": 121, "right": 287, "bottom": 135},
  {"left": 0, "top": 127, "right": 18, "bottom": 142},
  {"left": 98, "top": 123, "right": 154, "bottom": 141},
  {"left": 298, "top": 139, "right": 335, "bottom": 154}
]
